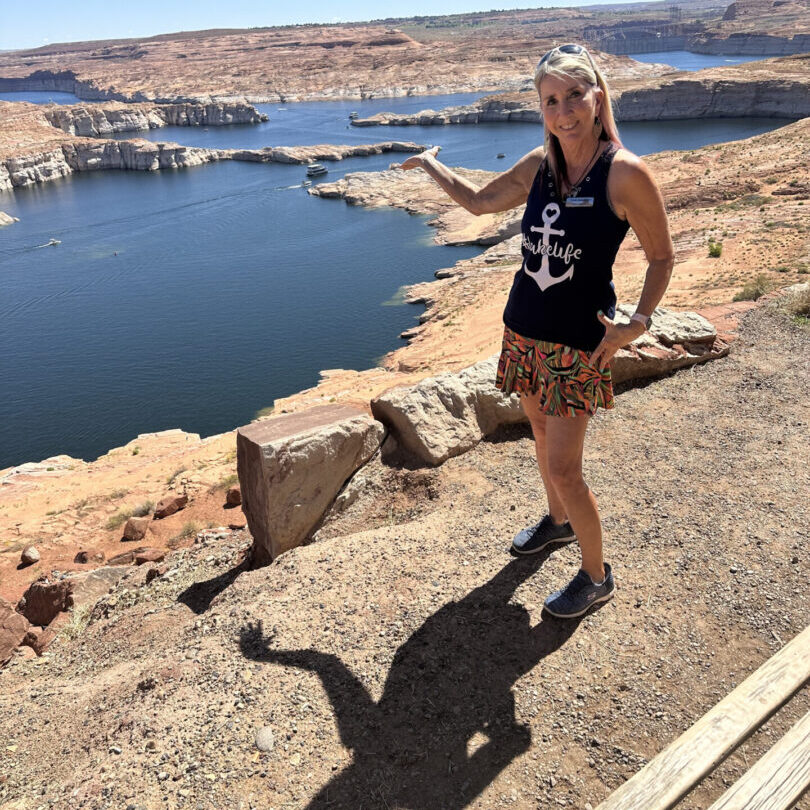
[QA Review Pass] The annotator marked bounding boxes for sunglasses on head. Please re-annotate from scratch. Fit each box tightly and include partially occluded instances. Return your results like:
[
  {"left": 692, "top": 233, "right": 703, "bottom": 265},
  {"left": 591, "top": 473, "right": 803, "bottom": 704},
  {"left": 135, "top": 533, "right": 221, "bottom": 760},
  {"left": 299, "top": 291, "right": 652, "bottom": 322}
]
[{"left": 537, "top": 43, "right": 595, "bottom": 71}]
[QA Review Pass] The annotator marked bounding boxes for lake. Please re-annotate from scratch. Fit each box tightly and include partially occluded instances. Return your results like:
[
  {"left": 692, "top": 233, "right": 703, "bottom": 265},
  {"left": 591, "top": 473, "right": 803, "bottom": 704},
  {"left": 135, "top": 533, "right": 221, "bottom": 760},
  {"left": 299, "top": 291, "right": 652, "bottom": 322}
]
[{"left": 0, "top": 86, "right": 797, "bottom": 468}]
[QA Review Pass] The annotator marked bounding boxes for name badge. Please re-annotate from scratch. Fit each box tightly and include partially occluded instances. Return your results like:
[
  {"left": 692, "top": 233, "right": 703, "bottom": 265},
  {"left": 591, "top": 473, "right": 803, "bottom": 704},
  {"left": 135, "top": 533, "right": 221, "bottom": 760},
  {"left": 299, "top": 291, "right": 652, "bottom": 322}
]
[{"left": 564, "top": 196, "right": 594, "bottom": 208}]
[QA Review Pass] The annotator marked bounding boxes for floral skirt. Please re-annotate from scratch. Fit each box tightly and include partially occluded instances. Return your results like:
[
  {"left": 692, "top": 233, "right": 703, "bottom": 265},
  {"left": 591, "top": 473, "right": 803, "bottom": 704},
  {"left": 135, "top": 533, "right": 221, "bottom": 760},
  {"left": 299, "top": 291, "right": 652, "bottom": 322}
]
[{"left": 495, "top": 326, "right": 614, "bottom": 417}]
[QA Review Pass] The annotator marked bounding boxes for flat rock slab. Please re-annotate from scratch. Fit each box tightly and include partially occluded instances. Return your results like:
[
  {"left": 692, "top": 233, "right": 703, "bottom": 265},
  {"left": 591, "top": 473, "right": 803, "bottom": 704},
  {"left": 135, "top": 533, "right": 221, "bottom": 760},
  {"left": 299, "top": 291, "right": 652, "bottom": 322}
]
[
  {"left": 373, "top": 307, "right": 728, "bottom": 466},
  {"left": 68, "top": 566, "right": 131, "bottom": 612},
  {"left": 237, "top": 405, "right": 385, "bottom": 565}
]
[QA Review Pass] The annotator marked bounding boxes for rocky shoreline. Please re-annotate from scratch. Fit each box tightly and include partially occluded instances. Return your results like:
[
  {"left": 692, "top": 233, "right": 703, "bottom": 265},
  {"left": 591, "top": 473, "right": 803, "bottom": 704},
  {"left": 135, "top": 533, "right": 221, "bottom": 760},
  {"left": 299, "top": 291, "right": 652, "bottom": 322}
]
[
  {"left": 352, "top": 55, "right": 810, "bottom": 127},
  {"left": 42, "top": 100, "right": 267, "bottom": 136},
  {"left": 0, "top": 131, "right": 425, "bottom": 193}
]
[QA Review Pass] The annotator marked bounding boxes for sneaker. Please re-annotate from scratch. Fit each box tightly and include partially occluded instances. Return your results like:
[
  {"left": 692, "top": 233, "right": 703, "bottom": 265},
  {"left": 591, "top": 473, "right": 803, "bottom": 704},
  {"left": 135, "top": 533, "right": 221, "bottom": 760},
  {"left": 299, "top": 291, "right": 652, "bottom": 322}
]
[
  {"left": 543, "top": 562, "right": 615, "bottom": 619},
  {"left": 511, "top": 514, "right": 576, "bottom": 556}
]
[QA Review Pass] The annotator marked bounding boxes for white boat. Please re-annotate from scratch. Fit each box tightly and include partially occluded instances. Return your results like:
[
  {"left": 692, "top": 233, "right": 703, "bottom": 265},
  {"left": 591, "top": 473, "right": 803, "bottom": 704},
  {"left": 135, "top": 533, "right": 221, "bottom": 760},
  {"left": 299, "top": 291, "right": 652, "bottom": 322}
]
[
  {"left": 349, "top": 111, "right": 359, "bottom": 119},
  {"left": 47, "top": 238, "right": 61, "bottom": 246},
  {"left": 302, "top": 180, "right": 312, "bottom": 187},
  {"left": 306, "top": 163, "right": 328, "bottom": 177}
]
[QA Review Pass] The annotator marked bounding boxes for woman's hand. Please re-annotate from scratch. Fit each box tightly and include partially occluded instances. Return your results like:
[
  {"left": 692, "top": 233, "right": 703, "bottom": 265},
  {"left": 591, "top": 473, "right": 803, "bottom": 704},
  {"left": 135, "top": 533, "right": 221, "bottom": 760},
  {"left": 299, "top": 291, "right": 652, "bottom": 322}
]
[
  {"left": 589, "top": 311, "right": 646, "bottom": 370},
  {"left": 399, "top": 145, "right": 441, "bottom": 171}
]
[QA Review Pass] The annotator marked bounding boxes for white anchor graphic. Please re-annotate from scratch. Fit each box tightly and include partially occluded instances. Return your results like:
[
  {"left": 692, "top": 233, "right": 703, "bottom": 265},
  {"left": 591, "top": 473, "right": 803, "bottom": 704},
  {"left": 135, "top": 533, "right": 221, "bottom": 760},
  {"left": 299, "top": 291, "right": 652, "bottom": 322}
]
[{"left": 524, "top": 203, "right": 575, "bottom": 292}]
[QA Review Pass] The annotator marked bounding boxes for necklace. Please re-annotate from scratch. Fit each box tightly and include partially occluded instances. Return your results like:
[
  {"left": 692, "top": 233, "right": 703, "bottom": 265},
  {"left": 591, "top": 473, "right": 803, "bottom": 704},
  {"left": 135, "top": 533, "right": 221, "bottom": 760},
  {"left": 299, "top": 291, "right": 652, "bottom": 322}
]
[{"left": 563, "top": 140, "right": 602, "bottom": 200}]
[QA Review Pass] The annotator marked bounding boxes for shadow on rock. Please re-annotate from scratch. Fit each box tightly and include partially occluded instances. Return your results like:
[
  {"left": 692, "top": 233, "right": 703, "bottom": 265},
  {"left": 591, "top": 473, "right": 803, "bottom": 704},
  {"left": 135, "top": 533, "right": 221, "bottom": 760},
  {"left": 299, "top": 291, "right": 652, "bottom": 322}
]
[
  {"left": 177, "top": 557, "right": 251, "bottom": 614},
  {"left": 239, "top": 557, "right": 580, "bottom": 809}
]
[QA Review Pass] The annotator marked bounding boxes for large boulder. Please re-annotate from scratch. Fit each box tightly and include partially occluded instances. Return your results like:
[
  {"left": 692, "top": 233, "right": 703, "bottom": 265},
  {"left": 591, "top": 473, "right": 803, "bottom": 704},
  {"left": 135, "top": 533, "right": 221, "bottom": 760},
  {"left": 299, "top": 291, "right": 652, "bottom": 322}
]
[
  {"left": 371, "top": 356, "right": 524, "bottom": 466},
  {"left": 68, "top": 566, "right": 131, "bottom": 612},
  {"left": 1, "top": 597, "right": 30, "bottom": 665},
  {"left": 372, "top": 307, "right": 728, "bottom": 466},
  {"left": 16, "top": 576, "right": 74, "bottom": 627},
  {"left": 237, "top": 405, "right": 385, "bottom": 565},
  {"left": 611, "top": 305, "right": 728, "bottom": 384}
]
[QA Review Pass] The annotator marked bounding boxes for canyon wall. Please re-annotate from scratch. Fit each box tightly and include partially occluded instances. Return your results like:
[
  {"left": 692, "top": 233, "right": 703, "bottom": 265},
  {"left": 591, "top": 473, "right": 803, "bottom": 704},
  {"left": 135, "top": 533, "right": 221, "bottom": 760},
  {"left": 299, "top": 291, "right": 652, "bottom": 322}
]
[
  {"left": 42, "top": 102, "right": 267, "bottom": 137},
  {"left": 352, "top": 75, "right": 810, "bottom": 127}
]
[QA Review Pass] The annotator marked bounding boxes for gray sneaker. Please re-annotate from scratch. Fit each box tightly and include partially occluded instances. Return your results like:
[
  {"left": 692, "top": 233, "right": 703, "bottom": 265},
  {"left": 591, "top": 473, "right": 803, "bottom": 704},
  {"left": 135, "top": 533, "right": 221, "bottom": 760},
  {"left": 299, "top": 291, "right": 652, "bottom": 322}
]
[
  {"left": 511, "top": 514, "right": 577, "bottom": 556},
  {"left": 543, "top": 562, "right": 615, "bottom": 619}
]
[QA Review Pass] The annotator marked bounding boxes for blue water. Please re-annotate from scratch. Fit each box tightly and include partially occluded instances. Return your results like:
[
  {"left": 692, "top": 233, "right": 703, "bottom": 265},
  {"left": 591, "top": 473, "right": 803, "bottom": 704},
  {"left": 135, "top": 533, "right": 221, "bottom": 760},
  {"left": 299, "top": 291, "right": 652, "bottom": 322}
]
[
  {"left": 0, "top": 91, "right": 82, "bottom": 105},
  {"left": 626, "top": 50, "right": 766, "bottom": 71},
  {"left": 0, "top": 157, "right": 479, "bottom": 467},
  {"left": 0, "top": 87, "right": 796, "bottom": 467}
]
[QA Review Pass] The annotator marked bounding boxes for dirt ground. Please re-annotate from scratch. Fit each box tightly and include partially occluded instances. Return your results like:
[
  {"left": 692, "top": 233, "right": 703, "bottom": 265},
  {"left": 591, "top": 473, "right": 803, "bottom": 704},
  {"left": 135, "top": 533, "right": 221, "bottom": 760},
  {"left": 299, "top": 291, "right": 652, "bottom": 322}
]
[{"left": 1, "top": 302, "right": 807, "bottom": 810}]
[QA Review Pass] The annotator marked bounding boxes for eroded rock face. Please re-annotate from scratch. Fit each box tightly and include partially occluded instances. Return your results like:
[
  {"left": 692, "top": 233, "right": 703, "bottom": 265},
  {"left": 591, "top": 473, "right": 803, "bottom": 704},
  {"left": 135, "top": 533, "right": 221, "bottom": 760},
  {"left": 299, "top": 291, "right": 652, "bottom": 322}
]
[
  {"left": 0, "top": 211, "right": 18, "bottom": 226},
  {"left": 1, "top": 597, "right": 30, "bottom": 666},
  {"left": 17, "top": 577, "right": 74, "bottom": 627},
  {"left": 371, "top": 356, "right": 524, "bottom": 466},
  {"left": 237, "top": 405, "right": 385, "bottom": 564},
  {"left": 43, "top": 102, "right": 267, "bottom": 137},
  {"left": 372, "top": 308, "right": 728, "bottom": 466}
]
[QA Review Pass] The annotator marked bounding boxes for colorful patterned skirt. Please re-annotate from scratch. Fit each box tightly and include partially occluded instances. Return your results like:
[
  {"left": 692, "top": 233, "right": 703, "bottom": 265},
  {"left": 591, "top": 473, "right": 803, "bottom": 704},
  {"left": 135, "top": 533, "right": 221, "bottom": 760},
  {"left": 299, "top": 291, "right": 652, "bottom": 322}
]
[{"left": 495, "top": 326, "right": 614, "bottom": 417}]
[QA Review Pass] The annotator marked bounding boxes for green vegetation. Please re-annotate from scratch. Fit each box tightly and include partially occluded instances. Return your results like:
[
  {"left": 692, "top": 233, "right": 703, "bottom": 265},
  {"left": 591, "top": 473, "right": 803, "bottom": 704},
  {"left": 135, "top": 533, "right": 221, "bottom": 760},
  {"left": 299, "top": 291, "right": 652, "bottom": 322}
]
[
  {"left": 708, "top": 239, "right": 723, "bottom": 259},
  {"left": 132, "top": 500, "right": 154, "bottom": 517},
  {"left": 215, "top": 473, "right": 238, "bottom": 490},
  {"left": 167, "top": 466, "right": 187, "bottom": 486},
  {"left": 61, "top": 605, "right": 93, "bottom": 641},
  {"left": 783, "top": 286, "right": 810, "bottom": 326},
  {"left": 254, "top": 405, "right": 275, "bottom": 419},
  {"left": 733, "top": 274, "right": 771, "bottom": 302}
]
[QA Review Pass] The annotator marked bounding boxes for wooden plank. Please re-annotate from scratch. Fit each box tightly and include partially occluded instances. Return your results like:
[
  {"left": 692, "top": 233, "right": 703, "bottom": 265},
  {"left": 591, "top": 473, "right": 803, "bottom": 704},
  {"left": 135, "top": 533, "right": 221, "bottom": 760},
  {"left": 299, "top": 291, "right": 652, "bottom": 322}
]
[
  {"left": 707, "top": 709, "right": 810, "bottom": 810},
  {"left": 594, "top": 625, "right": 810, "bottom": 810}
]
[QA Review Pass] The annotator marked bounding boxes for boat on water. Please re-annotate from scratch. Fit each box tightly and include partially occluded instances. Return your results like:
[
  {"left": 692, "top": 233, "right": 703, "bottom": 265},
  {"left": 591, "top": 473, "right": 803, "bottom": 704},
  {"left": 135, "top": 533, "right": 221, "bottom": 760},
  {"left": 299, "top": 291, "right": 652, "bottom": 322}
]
[
  {"left": 301, "top": 180, "right": 312, "bottom": 187},
  {"left": 306, "top": 163, "right": 328, "bottom": 177},
  {"left": 348, "top": 111, "right": 359, "bottom": 120},
  {"left": 497, "top": 153, "right": 506, "bottom": 159},
  {"left": 47, "top": 238, "right": 61, "bottom": 246}
]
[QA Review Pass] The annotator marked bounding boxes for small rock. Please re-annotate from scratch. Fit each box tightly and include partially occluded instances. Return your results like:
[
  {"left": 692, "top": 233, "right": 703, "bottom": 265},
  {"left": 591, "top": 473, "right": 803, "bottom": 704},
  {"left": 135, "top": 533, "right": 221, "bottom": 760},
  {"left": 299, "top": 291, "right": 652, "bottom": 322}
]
[
  {"left": 20, "top": 546, "right": 40, "bottom": 566},
  {"left": 145, "top": 565, "right": 167, "bottom": 583},
  {"left": 157, "top": 771, "right": 169, "bottom": 781},
  {"left": 226, "top": 486, "right": 242, "bottom": 506},
  {"left": 154, "top": 494, "right": 189, "bottom": 519},
  {"left": 109, "top": 746, "right": 122, "bottom": 755},
  {"left": 146, "top": 740, "right": 157, "bottom": 751},
  {"left": 123, "top": 515, "right": 151, "bottom": 542},
  {"left": 254, "top": 726, "right": 275, "bottom": 752}
]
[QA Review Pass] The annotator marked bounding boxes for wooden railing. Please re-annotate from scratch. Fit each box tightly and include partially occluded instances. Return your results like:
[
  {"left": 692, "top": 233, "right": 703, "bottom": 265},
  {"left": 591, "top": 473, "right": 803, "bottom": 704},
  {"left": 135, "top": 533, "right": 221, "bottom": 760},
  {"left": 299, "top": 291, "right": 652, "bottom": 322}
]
[{"left": 595, "top": 624, "right": 810, "bottom": 810}]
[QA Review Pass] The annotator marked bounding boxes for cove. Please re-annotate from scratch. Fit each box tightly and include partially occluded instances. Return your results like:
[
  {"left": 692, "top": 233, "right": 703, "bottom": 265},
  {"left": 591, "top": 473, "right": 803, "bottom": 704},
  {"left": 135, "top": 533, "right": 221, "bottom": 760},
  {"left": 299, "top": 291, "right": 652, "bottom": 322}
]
[{"left": 0, "top": 100, "right": 795, "bottom": 468}]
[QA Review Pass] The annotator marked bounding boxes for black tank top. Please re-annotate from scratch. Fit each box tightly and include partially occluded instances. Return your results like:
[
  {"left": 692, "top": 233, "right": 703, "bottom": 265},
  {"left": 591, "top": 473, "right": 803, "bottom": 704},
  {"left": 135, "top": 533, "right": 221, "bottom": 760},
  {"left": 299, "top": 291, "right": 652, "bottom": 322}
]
[{"left": 502, "top": 142, "right": 630, "bottom": 353}]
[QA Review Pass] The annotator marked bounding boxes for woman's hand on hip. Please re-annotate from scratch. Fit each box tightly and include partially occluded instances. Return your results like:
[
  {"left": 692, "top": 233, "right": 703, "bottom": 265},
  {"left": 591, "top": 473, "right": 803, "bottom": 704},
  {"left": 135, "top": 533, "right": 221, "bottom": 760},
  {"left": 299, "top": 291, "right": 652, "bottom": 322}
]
[
  {"left": 589, "top": 311, "right": 646, "bottom": 370},
  {"left": 399, "top": 145, "right": 441, "bottom": 171}
]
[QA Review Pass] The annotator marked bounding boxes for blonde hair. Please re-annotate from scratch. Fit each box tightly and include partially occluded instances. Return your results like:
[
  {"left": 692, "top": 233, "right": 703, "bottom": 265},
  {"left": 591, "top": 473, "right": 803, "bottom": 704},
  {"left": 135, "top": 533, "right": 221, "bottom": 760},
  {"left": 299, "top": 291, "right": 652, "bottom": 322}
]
[{"left": 534, "top": 47, "right": 622, "bottom": 194}]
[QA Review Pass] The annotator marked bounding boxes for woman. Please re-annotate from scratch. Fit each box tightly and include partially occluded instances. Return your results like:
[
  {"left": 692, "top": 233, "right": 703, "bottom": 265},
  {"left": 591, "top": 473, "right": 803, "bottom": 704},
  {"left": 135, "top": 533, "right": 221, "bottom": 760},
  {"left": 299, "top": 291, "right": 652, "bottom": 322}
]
[{"left": 400, "top": 43, "right": 674, "bottom": 618}]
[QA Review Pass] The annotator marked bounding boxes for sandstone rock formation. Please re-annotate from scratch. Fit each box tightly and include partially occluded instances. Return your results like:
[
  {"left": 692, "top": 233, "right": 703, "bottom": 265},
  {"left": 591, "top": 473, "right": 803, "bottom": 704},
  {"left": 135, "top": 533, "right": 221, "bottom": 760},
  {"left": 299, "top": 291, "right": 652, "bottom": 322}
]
[
  {"left": 0, "top": 23, "right": 670, "bottom": 104},
  {"left": 154, "top": 494, "right": 188, "bottom": 519},
  {"left": 237, "top": 405, "right": 385, "bottom": 564},
  {"left": 0, "top": 102, "right": 426, "bottom": 191},
  {"left": 16, "top": 576, "right": 74, "bottom": 626},
  {"left": 0, "top": 211, "right": 18, "bottom": 226},
  {"left": 352, "top": 55, "right": 810, "bottom": 126},
  {"left": 371, "top": 357, "right": 524, "bottom": 466},
  {"left": 122, "top": 515, "right": 151, "bottom": 541},
  {"left": 43, "top": 101, "right": 267, "bottom": 137},
  {"left": 229, "top": 141, "right": 424, "bottom": 165},
  {"left": 0, "top": 598, "right": 30, "bottom": 665},
  {"left": 371, "top": 308, "right": 728, "bottom": 466}
]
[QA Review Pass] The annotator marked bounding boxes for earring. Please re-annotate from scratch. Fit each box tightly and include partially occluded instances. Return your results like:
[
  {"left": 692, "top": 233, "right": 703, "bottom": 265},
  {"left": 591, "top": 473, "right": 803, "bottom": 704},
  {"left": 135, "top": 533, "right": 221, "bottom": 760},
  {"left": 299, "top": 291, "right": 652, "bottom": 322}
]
[{"left": 594, "top": 115, "right": 603, "bottom": 139}]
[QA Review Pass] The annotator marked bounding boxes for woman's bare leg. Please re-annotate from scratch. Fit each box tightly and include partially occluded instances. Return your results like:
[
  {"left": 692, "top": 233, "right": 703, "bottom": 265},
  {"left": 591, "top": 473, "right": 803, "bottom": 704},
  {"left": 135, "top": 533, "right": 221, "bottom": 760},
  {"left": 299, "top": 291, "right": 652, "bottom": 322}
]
[
  {"left": 544, "top": 413, "right": 606, "bottom": 584},
  {"left": 520, "top": 392, "right": 567, "bottom": 525}
]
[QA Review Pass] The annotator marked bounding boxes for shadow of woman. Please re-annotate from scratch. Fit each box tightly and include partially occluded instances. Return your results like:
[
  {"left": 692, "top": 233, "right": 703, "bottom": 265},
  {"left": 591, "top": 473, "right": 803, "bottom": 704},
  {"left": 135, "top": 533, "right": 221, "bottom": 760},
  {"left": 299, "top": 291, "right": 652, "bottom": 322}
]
[{"left": 240, "top": 556, "right": 584, "bottom": 808}]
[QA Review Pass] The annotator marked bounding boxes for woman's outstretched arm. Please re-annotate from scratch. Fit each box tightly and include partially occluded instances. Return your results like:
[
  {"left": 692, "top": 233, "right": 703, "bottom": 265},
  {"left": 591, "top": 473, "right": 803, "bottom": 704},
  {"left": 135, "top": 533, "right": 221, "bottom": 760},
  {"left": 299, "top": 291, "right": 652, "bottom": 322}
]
[{"left": 399, "top": 145, "right": 544, "bottom": 215}]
